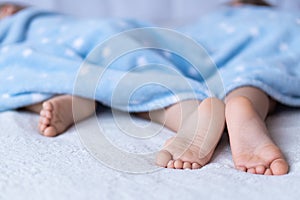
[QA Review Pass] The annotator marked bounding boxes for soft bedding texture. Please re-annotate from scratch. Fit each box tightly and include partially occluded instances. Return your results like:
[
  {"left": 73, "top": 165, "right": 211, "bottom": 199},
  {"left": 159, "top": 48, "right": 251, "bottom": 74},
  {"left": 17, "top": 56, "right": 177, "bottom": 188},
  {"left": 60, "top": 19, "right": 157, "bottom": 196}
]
[{"left": 1, "top": 106, "right": 300, "bottom": 200}]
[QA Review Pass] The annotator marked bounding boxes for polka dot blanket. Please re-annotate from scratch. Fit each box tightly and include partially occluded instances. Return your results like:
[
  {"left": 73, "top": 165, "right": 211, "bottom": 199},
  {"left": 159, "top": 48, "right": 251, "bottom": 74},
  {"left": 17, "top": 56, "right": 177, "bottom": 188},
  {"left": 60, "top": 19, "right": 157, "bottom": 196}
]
[{"left": 1, "top": 5, "right": 300, "bottom": 112}]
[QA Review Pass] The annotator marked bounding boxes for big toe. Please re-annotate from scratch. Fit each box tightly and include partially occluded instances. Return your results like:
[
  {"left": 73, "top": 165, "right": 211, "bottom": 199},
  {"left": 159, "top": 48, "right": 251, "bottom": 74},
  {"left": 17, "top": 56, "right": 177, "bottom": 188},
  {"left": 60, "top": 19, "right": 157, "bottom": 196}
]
[
  {"left": 43, "top": 126, "right": 58, "bottom": 137},
  {"left": 270, "top": 158, "right": 289, "bottom": 175},
  {"left": 156, "top": 150, "right": 172, "bottom": 167}
]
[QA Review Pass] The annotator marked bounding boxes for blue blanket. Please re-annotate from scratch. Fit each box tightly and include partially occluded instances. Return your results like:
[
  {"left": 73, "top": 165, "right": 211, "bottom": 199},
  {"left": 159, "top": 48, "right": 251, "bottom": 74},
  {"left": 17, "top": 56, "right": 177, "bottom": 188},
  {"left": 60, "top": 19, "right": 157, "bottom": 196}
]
[{"left": 1, "top": 5, "right": 300, "bottom": 112}]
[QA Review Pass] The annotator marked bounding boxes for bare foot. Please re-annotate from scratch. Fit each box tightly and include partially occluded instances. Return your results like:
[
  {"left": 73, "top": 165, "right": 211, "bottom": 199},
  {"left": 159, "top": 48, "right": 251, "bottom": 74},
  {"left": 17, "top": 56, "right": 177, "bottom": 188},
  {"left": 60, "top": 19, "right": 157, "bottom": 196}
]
[
  {"left": 226, "top": 96, "right": 289, "bottom": 175},
  {"left": 156, "top": 98, "right": 225, "bottom": 169},
  {"left": 39, "top": 95, "right": 95, "bottom": 137}
]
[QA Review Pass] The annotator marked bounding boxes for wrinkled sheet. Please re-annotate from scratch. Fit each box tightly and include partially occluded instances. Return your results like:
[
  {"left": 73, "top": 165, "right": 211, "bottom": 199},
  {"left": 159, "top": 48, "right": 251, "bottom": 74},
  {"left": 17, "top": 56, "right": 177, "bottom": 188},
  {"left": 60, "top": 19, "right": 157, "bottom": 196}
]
[{"left": 1, "top": 106, "right": 300, "bottom": 200}]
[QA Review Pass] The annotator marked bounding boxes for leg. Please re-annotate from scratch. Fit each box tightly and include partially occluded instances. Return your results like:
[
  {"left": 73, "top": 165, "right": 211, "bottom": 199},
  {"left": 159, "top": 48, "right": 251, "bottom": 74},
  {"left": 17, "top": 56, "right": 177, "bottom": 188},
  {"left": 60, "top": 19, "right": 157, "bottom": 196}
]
[
  {"left": 24, "top": 95, "right": 96, "bottom": 137},
  {"left": 225, "top": 86, "right": 288, "bottom": 175},
  {"left": 138, "top": 98, "right": 225, "bottom": 169}
]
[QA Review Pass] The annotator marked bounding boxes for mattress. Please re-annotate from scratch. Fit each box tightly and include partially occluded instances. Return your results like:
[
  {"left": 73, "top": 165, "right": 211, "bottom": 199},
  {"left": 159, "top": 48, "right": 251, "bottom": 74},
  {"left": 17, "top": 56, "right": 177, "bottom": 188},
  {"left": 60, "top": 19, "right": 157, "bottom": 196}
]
[{"left": 1, "top": 105, "right": 300, "bottom": 200}]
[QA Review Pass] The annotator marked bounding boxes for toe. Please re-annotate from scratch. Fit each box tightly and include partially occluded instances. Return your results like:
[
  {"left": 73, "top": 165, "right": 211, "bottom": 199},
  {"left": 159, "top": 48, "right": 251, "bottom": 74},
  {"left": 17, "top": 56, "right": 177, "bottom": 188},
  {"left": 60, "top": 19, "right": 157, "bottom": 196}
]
[
  {"left": 43, "top": 126, "right": 58, "bottom": 137},
  {"left": 192, "top": 163, "right": 202, "bottom": 169},
  {"left": 167, "top": 160, "right": 175, "bottom": 168},
  {"left": 45, "top": 110, "right": 52, "bottom": 118},
  {"left": 38, "top": 122, "right": 47, "bottom": 132},
  {"left": 156, "top": 150, "right": 172, "bottom": 167},
  {"left": 236, "top": 166, "right": 247, "bottom": 172},
  {"left": 40, "top": 110, "right": 52, "bottom": 118},
  {"left": 174, "top": 160, "right": 183, "bottom": 169},
  {"left": 255, "top": 165, "right": 266, "bottom": 175},
  {"left": 270, "top": 158, "right": 289, "bottom": 175},
  {"left": 42, "top": 101, "right": 53, "bottom": 111},
  {"left": 41, "top": 117, "right": 50, "bottom": 125},
  {"left": 40, "top": 110, "right": 46, "bottom": 117},
  {"left": 264, "top": 168, "right": 273, "bottom": 175},
  {"left": 183, "top": 162, "right": 192, "bottom": 169},
  {"left": 247, "top": 168, "right": 256, "bottom": 174}
]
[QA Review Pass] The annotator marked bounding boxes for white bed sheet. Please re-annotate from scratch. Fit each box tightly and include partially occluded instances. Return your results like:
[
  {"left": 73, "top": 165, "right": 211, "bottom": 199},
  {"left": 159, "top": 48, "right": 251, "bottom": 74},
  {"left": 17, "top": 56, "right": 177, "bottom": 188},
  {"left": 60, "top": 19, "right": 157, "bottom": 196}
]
[{"left": 1, "top": 106, "right": 300, "bottom": 200}]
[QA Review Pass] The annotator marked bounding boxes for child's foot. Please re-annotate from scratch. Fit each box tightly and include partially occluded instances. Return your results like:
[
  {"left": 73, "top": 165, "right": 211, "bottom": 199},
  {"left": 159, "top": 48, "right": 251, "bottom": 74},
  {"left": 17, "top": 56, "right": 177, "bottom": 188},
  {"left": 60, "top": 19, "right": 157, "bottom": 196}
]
[
  {"left": 39, "top": 95, "right": 95, "bottom": 137},
  {"left": 156, "top": 98, "right": 225, "bottom": 169},
  {"left": 226, "top": 97, "right": 289, "bottom": 175}
]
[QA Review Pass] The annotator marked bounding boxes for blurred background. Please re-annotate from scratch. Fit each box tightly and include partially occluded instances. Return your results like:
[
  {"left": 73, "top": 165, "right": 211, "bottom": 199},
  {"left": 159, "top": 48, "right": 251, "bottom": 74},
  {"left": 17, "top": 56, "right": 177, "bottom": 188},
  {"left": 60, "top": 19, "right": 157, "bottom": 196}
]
[{"left": 0, "top": 0, "right": 299, "bottom": 26}]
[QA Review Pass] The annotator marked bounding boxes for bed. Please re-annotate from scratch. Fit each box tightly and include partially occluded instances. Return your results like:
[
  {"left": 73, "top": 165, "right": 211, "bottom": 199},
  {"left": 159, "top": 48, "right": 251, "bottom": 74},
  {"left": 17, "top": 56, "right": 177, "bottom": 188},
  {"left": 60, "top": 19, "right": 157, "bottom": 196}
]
[
  {"left": 1, "top": 106, "right": 300, "bottom": 200},
  {"left": 1, "top": 0, "right": 300, "bottom": 199}
]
